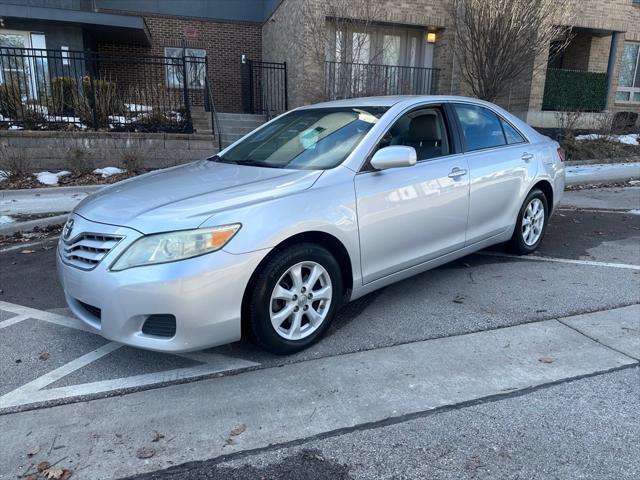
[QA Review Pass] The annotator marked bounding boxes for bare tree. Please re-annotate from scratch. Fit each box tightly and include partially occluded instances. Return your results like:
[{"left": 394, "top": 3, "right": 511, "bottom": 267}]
[
  {"left": 302, "top": 0, "right": 396, "bottom": 100},
  {"left": 452, "top": 0, "right": 573, "bottom": 102}
]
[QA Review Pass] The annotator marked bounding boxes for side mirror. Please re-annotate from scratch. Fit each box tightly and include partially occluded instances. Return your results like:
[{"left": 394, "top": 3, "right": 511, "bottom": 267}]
[{"left": 370, "top": 146, "right": 417, "bottom": 170}]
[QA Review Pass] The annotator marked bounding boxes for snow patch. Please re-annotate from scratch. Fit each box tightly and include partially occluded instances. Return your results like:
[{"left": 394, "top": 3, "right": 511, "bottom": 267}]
[
  {"left": 575, "top": 133, "right": 639, "bottom": 146},
  {"left": 126, "top": 103, "right": 153, "bottom": 113},
  {"left": 36, "top": 171, "right": 71, "bottom": 186},
  {"left": 94, "top": 167, "right": 125, "bottom": 178},
  {"left": 0, "top": 215, "right": 15, "bottom": 225},
  {"left": 0, "top": 170, "right": 8, "bottom": 180}
]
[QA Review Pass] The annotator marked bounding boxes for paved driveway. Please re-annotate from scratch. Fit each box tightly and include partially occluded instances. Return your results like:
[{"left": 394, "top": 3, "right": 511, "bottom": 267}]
[{"left": 0, "top": 186, "right": 638, "bottom": 479}]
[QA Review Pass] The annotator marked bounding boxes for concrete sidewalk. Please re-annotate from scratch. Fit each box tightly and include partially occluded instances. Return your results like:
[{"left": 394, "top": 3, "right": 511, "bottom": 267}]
[{"left": 1, "top": 305, "right": 637, "bottom": 480}]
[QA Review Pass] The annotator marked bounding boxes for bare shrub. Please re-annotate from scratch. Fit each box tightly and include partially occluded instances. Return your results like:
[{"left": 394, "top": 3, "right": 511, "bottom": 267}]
[
  {"left": 66, "top": 147, "right": 94, "bottom": 176},
  {"left": 452, "top": 0, "right": 573, "bottom": 102},
  {"left": 0, "top": 147, "right": 32, "bottom": 181},
  {"left": 119, "top": 143, "right": 148, "bottom": 173}
]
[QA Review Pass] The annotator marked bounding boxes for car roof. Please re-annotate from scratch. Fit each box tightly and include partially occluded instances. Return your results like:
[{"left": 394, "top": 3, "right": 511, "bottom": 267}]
[{"left": 297, "top": 95, "right": 502, "bottom": 109}]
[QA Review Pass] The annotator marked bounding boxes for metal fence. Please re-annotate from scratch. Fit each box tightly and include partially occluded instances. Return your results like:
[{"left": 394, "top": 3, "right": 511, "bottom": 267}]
[
  {"left": 324, "top": 61, "right": 440, "bottom": 100},
  {"left": 0, "top": 47, "right": 212, "bottom": 132},
  {"left": 242, "top": 59, "right": 288, "bottom": 117}
]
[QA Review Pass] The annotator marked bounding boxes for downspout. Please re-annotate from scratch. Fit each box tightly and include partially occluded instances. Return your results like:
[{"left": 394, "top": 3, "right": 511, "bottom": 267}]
[{"left": 605, "top": 31, "right": 620, "bottom": 111}]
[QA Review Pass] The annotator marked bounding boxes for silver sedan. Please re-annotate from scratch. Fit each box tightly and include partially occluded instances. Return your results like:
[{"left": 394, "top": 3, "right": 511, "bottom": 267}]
[{"left": 57, "top": 96, "right": 565, "bottom": 354}]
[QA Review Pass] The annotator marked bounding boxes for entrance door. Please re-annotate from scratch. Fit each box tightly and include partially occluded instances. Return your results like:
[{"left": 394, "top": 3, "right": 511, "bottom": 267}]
[{"left": 0, "top": 30, "right": 47, "bottom": 100}]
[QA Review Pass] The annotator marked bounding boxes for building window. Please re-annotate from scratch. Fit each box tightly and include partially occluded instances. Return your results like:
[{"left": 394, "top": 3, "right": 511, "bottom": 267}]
[
  {"left": 165, "top": 47, "right": 206, "bottom": 89},
  {"left": 616, "top": 42, "right": 640, "bottom": 103}
]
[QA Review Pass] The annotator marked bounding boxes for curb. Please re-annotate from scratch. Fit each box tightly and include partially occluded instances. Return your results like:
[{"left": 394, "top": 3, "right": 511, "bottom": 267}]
[
  {"left": 0, "top": 213, "right": 68, "bottom": 236},
  {"left": 0, "top": 184, "right": 103, "bottom": 199},
  {"left": 565, "top": 162, "right": 640, "bottom": 186}
]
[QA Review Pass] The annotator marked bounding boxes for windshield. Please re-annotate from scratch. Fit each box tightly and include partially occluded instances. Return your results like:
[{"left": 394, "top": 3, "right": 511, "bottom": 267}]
[{"left": 216, "top": 107, "right": 388, "bottom": 170}]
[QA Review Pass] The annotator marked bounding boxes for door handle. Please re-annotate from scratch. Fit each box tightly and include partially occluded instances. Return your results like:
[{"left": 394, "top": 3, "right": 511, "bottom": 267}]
[
  {"left": 522, "top": 153, "right": 534, "bottom": 162},
  {"left": 448, "top": 167, "right": 468, "bottom": 178}
]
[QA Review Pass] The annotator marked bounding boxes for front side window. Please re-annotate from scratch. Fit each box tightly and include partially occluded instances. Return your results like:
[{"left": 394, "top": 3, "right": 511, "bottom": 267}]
[
  {"left": 377, "top": 107, "right": 450, "bottom": 162},
  {"left": 453, "top": 104, "right": 507, "bottom": 152},
  {"left": 165, "top": 47, "right": 206, "bottom": 89},
  {"left": 217, "top": 107, "right": 388, "bottom": 170},
  {"left": 616, "top": 42, "right": 640, "bottom": 103}
]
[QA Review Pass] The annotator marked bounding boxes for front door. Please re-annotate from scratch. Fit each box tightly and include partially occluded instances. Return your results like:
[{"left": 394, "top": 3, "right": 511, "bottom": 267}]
[{"left": 355, "top": 107, "right": 470, "bottom": 284}]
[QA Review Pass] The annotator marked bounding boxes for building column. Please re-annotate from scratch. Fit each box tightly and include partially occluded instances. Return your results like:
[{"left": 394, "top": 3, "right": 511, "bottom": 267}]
[{"left": 605, "top": 31, "right": 620, "bottom": 110}]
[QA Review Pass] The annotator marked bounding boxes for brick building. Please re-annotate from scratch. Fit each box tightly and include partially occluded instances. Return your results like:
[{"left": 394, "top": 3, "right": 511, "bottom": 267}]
[{"left": 0, "top": 0, "right": 639, "bottom": 127}]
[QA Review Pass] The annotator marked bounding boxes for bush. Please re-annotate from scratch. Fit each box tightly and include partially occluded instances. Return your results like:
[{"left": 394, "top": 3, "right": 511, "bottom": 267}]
[
  {"left": 119, "top": 143, "right": 148, "bottom": 173},
  {"left": 612, "top": 111, "right": 639, "bottom": 134},
  {"left": 130, "top": 111, "right": 186, "bottom": 133},
  {"left": 542, "top": 69, "right": 608, "bottom": 113},
  {"left": 49, "top": 77, "right": 78, "bottom": 116},
  {"left": 66, "top": 147, "right": 94, "bottom": 176},
  {"left": 0, "top": 147, "right": 32, "bottom": 181},
  {"left": 0, "top": 83, "right": 22, "bottom": 118},
  {"left": 78, "top": 78, "right": 125, "bottom": 128},
  {"left": 16, "top": 109, "right": 47, "bottom": 130}
]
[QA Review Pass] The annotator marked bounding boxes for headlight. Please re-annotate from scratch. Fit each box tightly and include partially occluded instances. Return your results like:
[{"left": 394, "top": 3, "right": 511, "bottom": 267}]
[{"left": 110, "top": 224, "right": 241, "bottom": 271}]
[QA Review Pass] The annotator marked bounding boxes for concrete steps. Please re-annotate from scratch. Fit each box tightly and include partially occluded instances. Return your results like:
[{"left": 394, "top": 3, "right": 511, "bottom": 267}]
[{"left": 191, "top": 110, "right": 266, "bottom": 147}]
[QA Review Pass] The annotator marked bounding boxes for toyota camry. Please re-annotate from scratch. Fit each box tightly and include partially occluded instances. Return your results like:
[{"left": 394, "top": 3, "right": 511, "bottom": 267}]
[{"left": 57, "top": 96, "right": 565, "bottom": 354}]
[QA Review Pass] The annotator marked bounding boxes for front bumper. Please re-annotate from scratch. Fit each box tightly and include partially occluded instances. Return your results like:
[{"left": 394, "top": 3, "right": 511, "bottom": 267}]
[{"left": 57, "top": 214, "right": 268, "bottom": 352}]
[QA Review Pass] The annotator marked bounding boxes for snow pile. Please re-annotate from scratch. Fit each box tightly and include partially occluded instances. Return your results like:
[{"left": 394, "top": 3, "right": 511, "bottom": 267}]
[
  {"left": 575, "top": 133, "right": 639, "bottom": 146},
  {"left": 0, "top": 215, "right": 15, "bottom": 225},
  {"left": 0, "top": 170, "right": 8, "bottom": 180},
  {"left": 125, "top": 103, "right": 153, "bottom": 113},
  {"left": 94, "top": 167, "right": 125, "bottom": 178},
  {"left": 36, "top": 171, "right": 71, "bottom": 186}
]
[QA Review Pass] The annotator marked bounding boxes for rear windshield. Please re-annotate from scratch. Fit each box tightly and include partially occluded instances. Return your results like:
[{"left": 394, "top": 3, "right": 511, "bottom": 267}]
[{"left": 216, "top": 107, "right": 388, "bottom": 170}]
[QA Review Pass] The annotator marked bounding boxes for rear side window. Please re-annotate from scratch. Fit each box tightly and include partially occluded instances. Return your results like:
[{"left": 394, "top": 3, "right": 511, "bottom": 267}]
[
  {"left": 500, "top": 118, "right": 526, "bottom": 144},
  {"left": 453, "top": 103, "right": 506, "bottom": 152}
]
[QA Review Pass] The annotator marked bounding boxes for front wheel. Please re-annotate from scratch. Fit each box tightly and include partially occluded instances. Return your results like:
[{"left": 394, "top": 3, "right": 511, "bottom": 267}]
[
  {"left": 508, "top": 189, "right": 548, "bottom": 255},
  {"left": 248, "top": 243, "right": 343, "bottom": 355}
]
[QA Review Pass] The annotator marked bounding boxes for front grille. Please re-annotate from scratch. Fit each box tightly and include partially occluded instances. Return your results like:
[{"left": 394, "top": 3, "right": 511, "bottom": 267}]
[
  {"left": 77, "top": 300, "right": 102, "bottom": 321},
  {"left": 61, "top": 233, "right": 123, "bottom": 270},
  {"left": 142, "top": 315, "right": 177, "bottom": 338}
]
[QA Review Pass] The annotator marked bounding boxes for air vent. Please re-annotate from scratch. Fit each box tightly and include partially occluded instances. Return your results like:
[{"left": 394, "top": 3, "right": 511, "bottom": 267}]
[
  {"left": 142, "top": 315, "right": 177, "bottom": 338},
  {"left": 77, "top": 300, "right": 102, "bottom": 321}
]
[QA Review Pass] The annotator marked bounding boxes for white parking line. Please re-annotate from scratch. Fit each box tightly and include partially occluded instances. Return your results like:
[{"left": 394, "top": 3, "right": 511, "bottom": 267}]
[
  {"left": 557, "top": 207, "right": 640, "bottom": 215},
  {"left": 0, "top": 301, "right": 260, "bottom": 410},
  {"left": 0, "top": 314, "right": 30, "bottom": 329},
  {"left": 479, "top": 251, "right": 640, "bottom": 271}
]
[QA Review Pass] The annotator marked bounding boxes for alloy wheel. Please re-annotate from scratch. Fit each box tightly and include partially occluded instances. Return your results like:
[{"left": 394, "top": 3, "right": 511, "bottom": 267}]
[
  {"left": 522, "top": 198, "right": 545, "bottom": 246},
  {"left": 269, "top": 261, "right": 333, "bottom": 341}
]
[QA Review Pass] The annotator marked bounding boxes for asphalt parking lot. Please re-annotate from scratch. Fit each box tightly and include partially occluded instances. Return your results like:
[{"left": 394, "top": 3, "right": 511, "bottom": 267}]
[{"left": 0, "top": 186, "right": 639, "bottom": 479}]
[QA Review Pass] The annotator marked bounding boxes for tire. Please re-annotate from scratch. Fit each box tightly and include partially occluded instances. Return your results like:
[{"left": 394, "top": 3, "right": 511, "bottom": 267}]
[
  {"left": 248, "top": 243, "right": 343, "bottom": 355},
  {"left": 508, "top": 188, "right": 549, "bottom": 255}
]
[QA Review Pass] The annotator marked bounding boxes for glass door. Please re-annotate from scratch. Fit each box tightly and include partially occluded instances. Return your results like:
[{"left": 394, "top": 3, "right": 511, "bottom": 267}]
[{"left": 0, "top": 30, "right": 47, "bottom": 100}]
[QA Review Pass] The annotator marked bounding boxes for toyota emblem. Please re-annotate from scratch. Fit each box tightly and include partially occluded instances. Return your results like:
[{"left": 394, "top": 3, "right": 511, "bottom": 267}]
[{"left": 63, "top": 218, "right": 74, "bottom": 241}]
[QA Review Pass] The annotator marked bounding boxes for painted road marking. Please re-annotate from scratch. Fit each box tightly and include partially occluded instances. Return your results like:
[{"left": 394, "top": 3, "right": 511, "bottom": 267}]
[
  {"left": 1, "top": 311, "right": 637, "bottom": 480},
  {"left": 480, "top": 251, "right": 640, "bottom": 271},
  {"left": 0, "top": 314, "right": 30, "bottom": 329},
  {"left": 0, "top": 301, "right": 260, "bottom": 411}
]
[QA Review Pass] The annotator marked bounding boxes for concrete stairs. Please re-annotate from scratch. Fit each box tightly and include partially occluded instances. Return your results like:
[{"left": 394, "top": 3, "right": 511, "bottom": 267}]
[{"left": 191, "top": 108, "right": 266, "bottom": 148}]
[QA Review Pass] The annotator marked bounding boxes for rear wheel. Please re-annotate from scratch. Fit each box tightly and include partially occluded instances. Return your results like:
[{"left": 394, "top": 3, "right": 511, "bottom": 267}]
[
  {"left": 248, "top": 243, "right": 342, "bottom": 354},
  {"left": 508, "top": 189, "right": 548, "bottom": 255}
]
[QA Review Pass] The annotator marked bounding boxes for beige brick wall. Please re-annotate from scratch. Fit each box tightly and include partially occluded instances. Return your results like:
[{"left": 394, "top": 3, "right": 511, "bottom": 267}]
[{"left": 263, "top": 0, "right": 640, "bottom": 115}]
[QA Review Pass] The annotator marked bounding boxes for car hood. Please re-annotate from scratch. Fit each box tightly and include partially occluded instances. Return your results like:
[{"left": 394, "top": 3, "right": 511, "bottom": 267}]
[{"left": 75, "top": 160, "right": 323, "bottom": 233}]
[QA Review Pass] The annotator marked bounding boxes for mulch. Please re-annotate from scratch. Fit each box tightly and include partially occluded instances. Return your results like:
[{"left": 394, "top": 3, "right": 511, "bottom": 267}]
[{"left": 0, "top": 171, "right": 139, "bottom": 190}]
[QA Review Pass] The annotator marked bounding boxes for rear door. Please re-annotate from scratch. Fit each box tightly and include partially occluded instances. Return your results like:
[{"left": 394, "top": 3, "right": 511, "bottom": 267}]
[
  {"left": 354, "top": 105, "right": 470, "bottom": 284},
  {"left": 451, "top": 103, "right": 538, "bottom": 244}
]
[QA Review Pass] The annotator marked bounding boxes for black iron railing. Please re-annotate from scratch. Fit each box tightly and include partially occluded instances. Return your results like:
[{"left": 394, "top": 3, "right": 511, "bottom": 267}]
[
  {"left": 242, "top": 59, "right": 288, "bottom": 117},
  {"left": 0, "top": 47, "right": 211, "bottom": 132},
  {"left": 324, "top": 61, "right": 440, "bottom": 100}
]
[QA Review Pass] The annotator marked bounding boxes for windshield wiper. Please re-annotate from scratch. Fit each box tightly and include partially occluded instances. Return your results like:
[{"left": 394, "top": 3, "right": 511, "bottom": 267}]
[{"left": 214, "top": 157, "right": 280, "bottom": 168}]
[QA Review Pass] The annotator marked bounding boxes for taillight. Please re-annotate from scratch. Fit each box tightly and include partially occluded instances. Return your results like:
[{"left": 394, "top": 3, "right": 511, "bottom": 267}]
[{"left": 556, "top": 147, "right": 565, "bottom": 162}]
